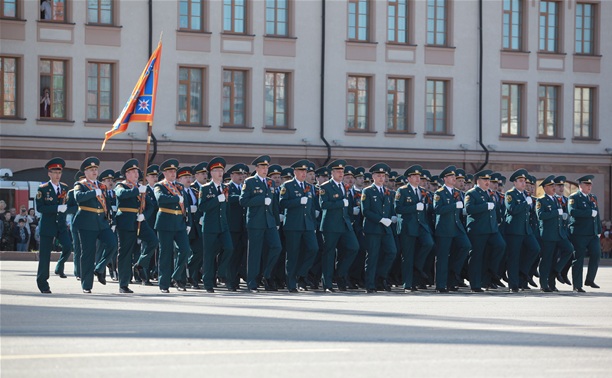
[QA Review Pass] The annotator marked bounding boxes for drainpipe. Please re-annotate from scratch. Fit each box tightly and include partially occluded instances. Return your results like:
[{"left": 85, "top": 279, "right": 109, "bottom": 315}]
[
  {"left": 320, "top": 0, "right": 332, "bottom": 166},
  {"left": 476, "top": 0, "right": 489, "bottom": 171},
  {"left": 147, "top": 0, "right": 157, "bottom": 165}
]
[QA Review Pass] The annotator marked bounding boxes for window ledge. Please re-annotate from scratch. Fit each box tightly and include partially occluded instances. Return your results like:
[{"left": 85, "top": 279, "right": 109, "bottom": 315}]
[
  {"left": 425, "top": 45, "right": 456, "bottom": 50},
  {"left": 573, "top": 53, "right": 602, "bottom": 58},
  {"left": 262, "top": 127, "right": 296, "bottom": 134},
  {"left": 37, "top": 20, "right": 76, "bottom": 25},
  {"left": 176, "top": 124, "right": 211, "bottom": 130},
  {"left": 386, "top": 42, "right": 417, "bottom": 47},
  {"left": 0, "top": 117, "right": 26, "bottom": 123},
  {"left": 423, "top": 133, "right": 455, "bottom": 139},
  {"left": 572, "top": 137, "right": 601, "bottom": 144},
  {"left": 264, "top": 35, "right": 297, "bottom": 40},
  {"left": 536, "top": 136, "right": 566, "bottom": 143},
  {"left": 0, "top": 18, "right": 26, "bottom": 23},
  {"left": 500, "top": 49, "right": 530, "bottom": 54},
  {"left": 177, "top": 29, "right": 212, "bottom": 35},
  {"left": 346, "top": 40, "right": 378, "bottom": 45},
  {"left": 220, "top": 32, "right": 256, "bottom": 37},
  {"left": 219, "top": 125, "right": 255, "bottom": 132},
  {"left": 84, "top": 120, "right": 111, "bottom": 128},
  {"left": 345, "top": 130, "right": 377, "bottom": 136},
  {"left": 384, "top": 131, "right": 416, "bottom": 138},
  {"left": 499, "top": 135, "right": 529, "bottom": 141},
  {"left": 537, "top": 51, "right": 567, "bottom": 56},
  {"left": 37, "top": 119, "right": 75, "bottom": 126},
  {"left": 85, "top": 23, "right": 122, "bottom": 29}
]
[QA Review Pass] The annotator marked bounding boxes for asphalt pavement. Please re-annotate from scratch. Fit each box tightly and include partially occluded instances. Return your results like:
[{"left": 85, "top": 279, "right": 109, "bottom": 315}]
[{"left": 1, "top": 261, "right": 612, "bottom": 377}]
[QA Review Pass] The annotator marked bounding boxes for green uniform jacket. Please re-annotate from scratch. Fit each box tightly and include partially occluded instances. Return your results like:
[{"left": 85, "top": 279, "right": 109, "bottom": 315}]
[
  {"left": 198, "top": 181, "right": 229, "bottom": 233},
  {"left": 114, "top": 182, "right": 141, "bottom": 232},
  {"left": 504, "top": 188, "right": 532, "bottom": 235},
  {"left": 394, "top": 185, "right": 432, "bottom": 236},
  {"left": 279, "top": 179, "right": 316, "bottom": 232},
  {"left": 318, "top": 180, "right": 353, "bottom": 233},
  {"left": 536, "top": 194, "right": 566, "bottom": 241},
  {"left": 568, "top": 191, "right": 602, "bottom": 236},
  {"left": 433, "top": 186, "right": 466, "bottom": 237},
  {"left": 227, "top": 181, "right": 246, "bottom": 232},
  {"left": 361, "top": 185, "right": 394, "bottom": 235},
  {"left": 465, "top": 186, "right": 498, "bottom": 235},
  {"left": 154, "top": 180, "right": 189, "bottom": 232},
  {"left": 143, "top": 185, "right": 158, "bottom": 229},
  {"left": 36, "top": 181, "right": 69, "bottom": 237},
  {"left": 239, "top": 176, "right": 277, "bottom": 229},
  {"left": 73, "top": 180, "right": 112, "bottom": 231}
]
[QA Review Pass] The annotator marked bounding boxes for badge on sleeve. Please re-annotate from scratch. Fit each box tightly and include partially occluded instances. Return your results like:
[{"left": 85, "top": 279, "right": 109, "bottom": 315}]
[{"left": 506, "top": 195, "right": 512, "bottom": 203}]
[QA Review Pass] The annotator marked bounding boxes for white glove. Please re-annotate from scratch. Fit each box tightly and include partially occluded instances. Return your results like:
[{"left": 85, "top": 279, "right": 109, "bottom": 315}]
[
  {"left": 391, "top": 216, "right": 398, "bottom": 224},
  {"left": 111, "top": 206, "right": 117, "bottom": 213},
  {"left": 217, "top": 194, "right": 226, "bottom": 202},
  {"left": 138, "top": 185, "right": 147, "bottom": 193},
  {"left": 300, "top": 197, "right": 308, "bottom": 205},
  {"left": 526, "top": 197, "right": 533, "bottom": 205},
  {"left": 57, "top": 204, "right": 67, "bottom": 213},
  {"left": 186, "top": 226, "right": 191, "bottom": 234},
  {"left": 416, "top": 203, "right": 424, "bottom": 211},
  {"left": 189, "top": 205, "right": 196, "bottom": 213},
  {"left": 353, "top": 206, "right": 360, "bottom": 215},
  {"left": 264, "top": 197, "right": 272, "bottom": 206},
  {"left": 178, "top": 195, "right": 184, "bottom": 203},
  {"left": 487, "top": 202, "right": 495, "bottom": 210},
  {"left": 343, "top": 199, "right": 349, "bottom": 207},
  {"left": 562, "top": 213, "right": 568, "bottom": 221},
  {"left": 111, "top": 225, "right": 116, "bottom": 232},
  {"left": 456, "top": 201, "right": 464, "bottom": 209},
  {"left": 137, "top": 214, "right": 145, "bottom": 222},
  {"left": 279, "top": 214, "right": 285, "bottom": 222},
  {"left": 315, "top": 210, "right": 320, "bottom": 218},
  {"left": 199, "top": 216, "right": 203, "bottom": 225},
  {"left": 592, "top": 210, "right": 598, "bottom": 218},
  {"left": 462, "top": 208, "right": 468, "bottom": 216},
  {"left": 379, "top": 218, "right": 392, "bottom": 227},
  {"left": 95, "top": 188, "right": 102, "bottom": 196},
  {"left": 136, "top": 239, "right": 141, "bottom": 245},
  {"left": 557, "top": 209, "right": 563, "bottom": 215}
]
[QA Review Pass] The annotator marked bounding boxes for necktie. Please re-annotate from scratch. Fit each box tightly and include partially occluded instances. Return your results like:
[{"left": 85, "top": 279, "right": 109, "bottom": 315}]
[
  {"left": 380, "top": 187, "right": 384, "bottom": 195},
  {"left": 300, "top": 182, "right": 304, "bottom": 191},
  {"left": 217, "top": 185, "right": 221, "bottom": 194},
  {"left": 338, "top": 183, "right": 343, "bottom": 194},
  {"left": 56, "top": 186, "right": 60, "bottom": 196}
]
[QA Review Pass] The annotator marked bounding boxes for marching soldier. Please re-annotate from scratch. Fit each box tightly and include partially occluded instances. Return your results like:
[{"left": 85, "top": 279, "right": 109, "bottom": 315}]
[
  {"left": 66, "top": 171, "right": 83, "bottom": 280},
  {"left": 225, "top": 163, "right": 249, "bottom": 291},
  {"left": 536, "top": 175, "right": 574, "bottom": 292},
  {"left": 279, "top": 160, "right": 318, "bottom": 292},
  {"left": 432, "top": 166, "right": 471, "bottom": 293},
  {"left": 192, "top": 161, "right": 209, "bottom": 190},
  {"left": 73, "top": 157, "right": 118, "bottom": 293},
  {"left": 319, "top": 160, "right": 359, "bottom": 292},
  {"left": 239, "top": 155, "right": 282, "bottom": 292},
  {"left": 568, "top": 175, "right": 602, "bottom": 292},
  {"left": 554, "top": 176, "right": 572, "bottom": 286},
  {"left": 174, "top": 167, "right": 200, "bottom": 288},
  {"left": 114, "top": 159, "right": 159, "bottom": 293},
  {"left": 141, "top": 164, "right": 159, "bottom": 283},
  {"left": 97, "top": 169, "right": 118, "bottom": 281},
  {"left": 35, "top": 158, "right": 72, "bottom": 293},
  {"left": 154, "top": 159, "right": 192, "bottom": 293}
]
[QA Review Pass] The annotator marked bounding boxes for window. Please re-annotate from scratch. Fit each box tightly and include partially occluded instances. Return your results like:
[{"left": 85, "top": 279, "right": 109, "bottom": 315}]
[
  {"left": 223, "top": 0, "right": 246, "bottom": 33},
  {"left": 426, "top": 0, "right": 447, "bottom": 46},
  {"left": 387, "top": 77, "right": 410, "bottom": 132},
  {"left": 426, "top": 79, "right": 447, "bottom": 133},
  {"left": 539, "top": 1, "right": 560, "bottom": 52},
  {"left": 179, "top": 0, "right": 203, "bottom": 31},
  {"left": 502, "top": 0, "right": 523, "bottom": 50},
  {"left": 40, "top": 0, "right": 66, "bottom": 22},
  {"left": 575, "top": 2, "right": 595, "bottom": 55},
  {"left": 388, "top": 0, "right": 408, "bottom": 43},
  {"left": 538, "top": 85, "right": 559, "bottom": 137},
  {"left": 574, "top": 86, "right": 594, "bottom": 138},
  {"left": 87, "top": 0, "right": 112, "bottom": 25},
  {"left": 222, "top": 69, "right": 246, "bottom": 126},
  {"left": 501, "top": 83, "right": 522, "bottom": 136},
  {"left": 347, "top": 76, "right": 369, "bottom": 130},
  {"left": 1, "top": 0, "right": 17, "bottom": 18},
  {"left": 39, "top": 59, "right": 66, "bottom": 119},
  {"left": 86, "top": 62, "right": 113, "bottom": 122},
  {"left": 178, "top": 67, "right": 204, "bottom": 125},
  {"left": 264, "top": 71, "right": 288, "bottom": 128},
  {"left": 265, "top": 0, "right": 288, "bottom": 36},
  {"left": 0, "top": 57, "right": 17, "bottom": 118},
  {"left": 348, "top": 0, "right": 370, "bottom": 41}
]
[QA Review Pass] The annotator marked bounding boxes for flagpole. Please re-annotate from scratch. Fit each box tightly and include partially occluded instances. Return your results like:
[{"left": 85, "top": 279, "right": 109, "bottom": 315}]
[{"left": 138, "top": 121, "right": 153, "bottom": 236}]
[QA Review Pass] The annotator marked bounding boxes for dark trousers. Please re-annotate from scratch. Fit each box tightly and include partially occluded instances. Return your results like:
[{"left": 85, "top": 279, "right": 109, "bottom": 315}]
[
  {"left": 504, "top": 233, "right": 540, "bottom": 290},
  {"left": 70, "top": 223, "right": 81, "bottom": 278},
  {"left": 117, "top": 223, "right": 158, "bottom": 288},
  {"left": 78, "top": 228, "right": 117, "bottom": 291},
  {"left": 398, "top": 229, "right": 434, "bottom": 289},
  {"left": 224, "top": 230, "right": 247, "bottom": 289},
  {"left": 187, "top": 235, "right": 204, "bottom": 283},
  {"left": 202, "top": 230, "right": 234, "bottom": 289},
  {"left": 364, "top": 233, "right": 397, "bottom": 290},
  {"left": 321, "top": 230, "right": 359, "bottom": 289},
  {"left": 434, "top": 233, "right": 471, "bottom": 289},
  {"left": 157, "top": 229, "right": 191, "bottom": 290},
  {"left": 539, "top": 237, "right": 574, "bottom": 289},
  {"left": 37, "top": 231, "right": 72, "bottom": 292},
  {"left": 284, "top": 230, "right": 318, "bottom": 290},
  {"left": 246, "top": 227, "right": 282, "bottom": 289},
  {"left": 467, "top": 231, "right": 506, "bottom": 290},
  {"left": 570, "top": 234, "right": 601, "bottom": 289},
  {"left": 135, "top": 222, "right": 158, "bottom": 281}
]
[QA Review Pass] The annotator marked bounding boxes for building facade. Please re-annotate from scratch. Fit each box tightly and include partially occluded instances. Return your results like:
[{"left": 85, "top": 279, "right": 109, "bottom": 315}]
[{"left": 1, "top": 0, "right": 611, "bottom": 217}]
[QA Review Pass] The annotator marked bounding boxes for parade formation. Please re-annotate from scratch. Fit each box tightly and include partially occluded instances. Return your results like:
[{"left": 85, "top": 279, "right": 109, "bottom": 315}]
[{"left": 35, "top": 155, "right": 603, "bottom": 295}]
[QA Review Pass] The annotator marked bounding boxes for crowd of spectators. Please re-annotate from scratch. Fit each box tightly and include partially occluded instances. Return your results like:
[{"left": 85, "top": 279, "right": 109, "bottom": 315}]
[{"left": 0, "top": 201, "right": 40, "bottom": 252}]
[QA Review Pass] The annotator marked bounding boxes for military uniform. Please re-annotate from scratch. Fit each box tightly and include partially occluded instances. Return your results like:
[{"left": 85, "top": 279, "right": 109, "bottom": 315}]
[
  {"left": 35, "top": 158, "right": 72, "bottom": 293},
  {"left": 225, "top": 163, "right": 249, "bottom": 290},
  {"left": 279, "top": 160, "right": 318, "bottom": 292},
  {"left": 187, "top": 162, "right": 208, "bottom": 287},
  {"left": 568, "top": 175, "right": 602, "bottom": 292},
  {"left": 97, "top": 169, "right": 117, "bottom": 281},
  {"left": 239, "top": 155, "right": 282, "bottom": 292},
  {"left": 66, "top": 171, "right": 83, "bottom": 279}
]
